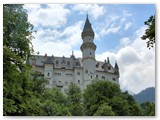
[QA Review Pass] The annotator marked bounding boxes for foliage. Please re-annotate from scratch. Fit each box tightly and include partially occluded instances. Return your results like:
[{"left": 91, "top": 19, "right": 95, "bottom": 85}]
[
  {"left": 83, "top": 80, "right": 121, "bottom": 115},
  {"left": 141, "top": 15, "right": 155, "bottom": 49},
  {"left": 42, "top": 88, "right": 71, "bottom": 116},
  {"left": 3, "top": 4, "right": 35, "bottom": 115},
  {"left": 94, "top": 103, "right": 115, "bottom": 116},
  {"left": 67, "top": 84, "right": 84, "bottom": 116},
  {"left": 140, "top": 102, "right": 155, "bottom": 116},
  {"left": 83, "top": 80, "right": 143, "bottom": 116}
]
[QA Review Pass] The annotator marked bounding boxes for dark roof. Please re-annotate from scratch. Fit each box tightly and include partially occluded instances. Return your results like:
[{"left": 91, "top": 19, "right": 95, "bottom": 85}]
[
  {"left": 28, "top": 55, "right": 118, "bottom": 74},
  {"left": 82, "top": 15, "right": 94, "bottom": 38},
  {"left": 45, "top": 57, "right": 53, "bottom": 64},
  {"left": 115, "top": 62, "right": 119, "bottom": 69}
]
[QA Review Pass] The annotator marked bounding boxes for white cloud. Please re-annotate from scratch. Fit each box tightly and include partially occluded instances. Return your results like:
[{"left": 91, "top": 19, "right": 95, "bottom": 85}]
[
  {"left": 120, "top": 37, "right": 131, "bottom": 46},
  {"left": 73, "top": 4, "right": 105, "bottom": 19},
  {"left": 96, "top": 26, "right": 155, "bottom": 94},
  {"left": 24, "top": 4, "right": 70, "bottom": 28},
  {"left": 32, "top": 21, "right": 83, "bottom": 58},
  {"left": 124, "top": 22, "right": 133, "bottom": 30},
  {"left": 98, "top": 10, "right": 132, "bottom": 36}
]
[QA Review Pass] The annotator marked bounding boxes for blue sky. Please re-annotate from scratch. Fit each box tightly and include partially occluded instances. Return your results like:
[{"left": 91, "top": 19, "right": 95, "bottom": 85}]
[{"left": 24, "top": 4, "right": 155, "bottom": 94}]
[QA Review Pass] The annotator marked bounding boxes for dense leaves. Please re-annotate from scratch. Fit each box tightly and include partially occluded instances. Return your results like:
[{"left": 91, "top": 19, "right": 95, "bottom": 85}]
[
  {"left": 67, "top": 84, "right": 84, "bottom": 116},
  {"left": 140, "top": 102, "right": 155, "bottom": 116},
  {"left": 3, "top": 4, "right": 35, "bottom": 115},
  {"left": 83, "top": 80, "right": 143, "bottom": 116},
  {"left": 141, "top": 15, "right": 155, "bottom": 49}
]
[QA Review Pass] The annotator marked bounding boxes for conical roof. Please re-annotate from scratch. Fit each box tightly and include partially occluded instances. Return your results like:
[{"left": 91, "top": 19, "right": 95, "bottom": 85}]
[
  {"left": 115, "top": 61, "right": 119, "bottom": 69},
  {"left": 81, "top": 15, "right": 94, "bottom": 38}
]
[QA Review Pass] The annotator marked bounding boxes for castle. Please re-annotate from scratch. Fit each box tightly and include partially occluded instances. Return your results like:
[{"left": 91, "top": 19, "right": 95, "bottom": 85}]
[{"left": 28, "top": 15, "right": 120, "bottom": 93}]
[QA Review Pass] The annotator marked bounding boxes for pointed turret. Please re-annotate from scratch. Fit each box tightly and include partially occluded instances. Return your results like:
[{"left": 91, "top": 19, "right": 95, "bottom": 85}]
[
  {"left": 114, "top": 61, "right": 119, "bottom": 77},
  {"left": 115, "top": 61, "right": 119, "bottom": 69},
  {"left": 81, "top": 14, "right": 94, "bottom": 39}
]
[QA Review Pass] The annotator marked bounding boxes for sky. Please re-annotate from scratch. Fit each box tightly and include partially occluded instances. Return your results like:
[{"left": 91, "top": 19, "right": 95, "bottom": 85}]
[{"left": 24, "top": 4, "right": 155, "bottom": 94}]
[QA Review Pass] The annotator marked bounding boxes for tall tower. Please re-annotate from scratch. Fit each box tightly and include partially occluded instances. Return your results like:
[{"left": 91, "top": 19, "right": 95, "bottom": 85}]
[{"left": 81, "top": 15, "right": 97, "bottom": 87}]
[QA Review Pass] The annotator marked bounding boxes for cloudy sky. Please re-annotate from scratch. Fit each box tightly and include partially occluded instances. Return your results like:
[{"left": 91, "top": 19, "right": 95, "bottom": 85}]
[{"left": 24, "top": 4, "right": 155, "bottom": 94}]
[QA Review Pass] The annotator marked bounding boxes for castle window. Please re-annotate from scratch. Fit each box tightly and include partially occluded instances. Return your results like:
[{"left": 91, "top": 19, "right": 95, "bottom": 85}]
[
  {"left": 52, "top": 81, "right": 56, "bottom": 85},
  {"left": 47, "top": 72, "right": 50, "bottom": 76},
  {"left": 56, "top": 60, "right": 58, "bottom": 64},
  {"left": 66, "top": 73, "right": 72, "bottom": 76},
  {"left": 90, "top": 52, "right": 91, "bottom": 55},
  {"left": 112, "top": 78, "right": 116, "bottom": 81},
  {"left": 65, "top": 82, "right": 68, "bottom": 85},
  {"left": 54, "top": 73, "right": 61, "bottom": 76},
  {"left": 67, "top": 61, "right": 70, "bottom": 67},
  {"left": 91, "top": 76, "right": 92, "bottom": 79},
  {"left": 78, "top": 80, "right": 80, "bottom": 84},
  {"left": 96, "top": 74, "right": 98, "bottom": 79},
  {"left": 77, "top": 72, "right": 80, "bottom": 75},
  {"left": 102, "top": 76, "right": 105, "bottom": 79},
  {"left": 108, "top": 66, "right": 111, "bottom": 70},
  {"left": 85, "top": 70, "right": 88, "bottom": 74}
]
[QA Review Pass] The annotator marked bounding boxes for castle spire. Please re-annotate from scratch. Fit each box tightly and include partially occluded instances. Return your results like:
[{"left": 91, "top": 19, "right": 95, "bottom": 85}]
[
  {"left": 81, "top": 14, "right": 94, "bottom": 38},
  {"left": 115, "top": 61, "right": 119, "bottom": 69}
]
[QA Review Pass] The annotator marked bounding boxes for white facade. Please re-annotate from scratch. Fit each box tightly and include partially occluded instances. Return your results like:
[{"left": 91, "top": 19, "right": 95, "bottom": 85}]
[{"left": 28, "top": 16, "right": 120, "bottom": 93}]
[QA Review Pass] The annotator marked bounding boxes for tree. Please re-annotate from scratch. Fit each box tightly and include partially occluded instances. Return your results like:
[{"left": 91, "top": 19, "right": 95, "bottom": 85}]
[
  {"left": 141, "top": 15, "right": 155, "bottom": 49},
  {"left": 140, "top": 102, "right": 155, "bottom": 116},
  {"left": 83, "top": 80, "right": 121, "bottom": 115},
  {"left": 67, "top": 84, "right": 84, "bottom": 116},
  {"left": 42, "top": 88, "right": 71, "bottom": 116},
  {"left": 94, "top": 103, "right": 115, "bottom": 116},
  {"left": 83, "top": 80, "right": 142, "bottom": 116},
  {"left": 3, "top": 4, "right": 36, "bottom": 115}
]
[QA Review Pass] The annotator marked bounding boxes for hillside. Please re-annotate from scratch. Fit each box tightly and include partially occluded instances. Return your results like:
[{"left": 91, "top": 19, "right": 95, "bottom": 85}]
[{"left": 133, "top": 87, "right": 155, "bottom": 104}]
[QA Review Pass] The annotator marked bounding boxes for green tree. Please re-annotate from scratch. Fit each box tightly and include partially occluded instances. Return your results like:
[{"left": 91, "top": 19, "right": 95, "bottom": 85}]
[
  {"left": 42, "top": 88, "right": 71, "bottom": 116},
  {"left": 94, "top": 103, "right": 115, "bottom": 116},
  {"left": 122, "top": 91, "right": 142, "bottom": 116},
  {"left": 3, "top": 4, "right": 35, "bottom": 115},
  {"left": 140, "top": 102, "right": 155, "bottom": 116},
  {"left": 83, "top": 80, "right": 142, "bottom": 116},
  {"left": 83, "top": 80, "right": 121, "bottom": 115},
  {"left": 141, "top": 15, "right": 155, "bottom": 49},
  {"left": 67, "top": 84, "right": 84, "bottom": 116}
]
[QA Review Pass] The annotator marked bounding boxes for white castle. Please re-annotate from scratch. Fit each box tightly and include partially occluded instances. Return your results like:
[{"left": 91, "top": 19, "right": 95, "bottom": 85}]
[{"left": 28, "top": 15, "right": 120, "bottom": 93}]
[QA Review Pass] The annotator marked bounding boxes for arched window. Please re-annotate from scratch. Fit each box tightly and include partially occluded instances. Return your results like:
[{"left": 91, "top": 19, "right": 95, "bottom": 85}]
[{"left": 78, "top": 80, "right": 80, "bottom": 84}]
